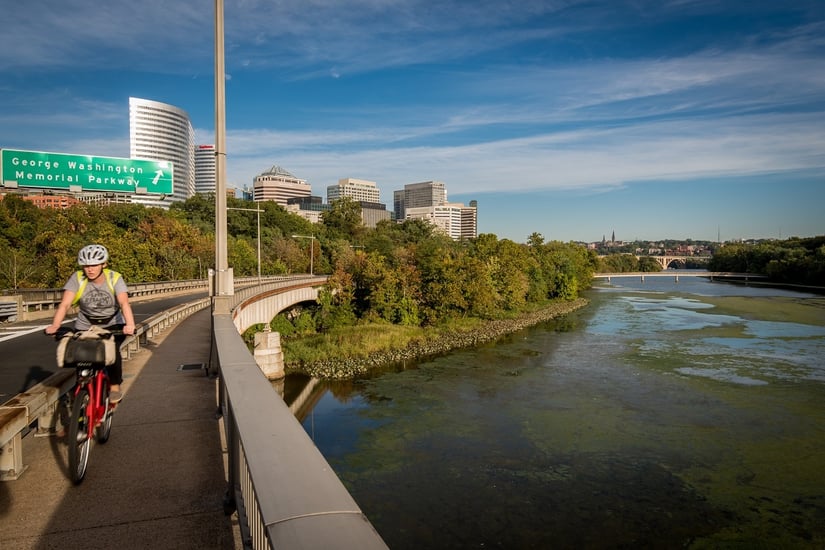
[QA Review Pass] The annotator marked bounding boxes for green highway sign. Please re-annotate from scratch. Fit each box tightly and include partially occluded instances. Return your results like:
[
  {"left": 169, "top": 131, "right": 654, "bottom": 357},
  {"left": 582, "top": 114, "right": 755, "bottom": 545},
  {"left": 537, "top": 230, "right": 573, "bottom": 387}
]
[{"left": 1, "top": 148, "right": 174, "bottom": 195}]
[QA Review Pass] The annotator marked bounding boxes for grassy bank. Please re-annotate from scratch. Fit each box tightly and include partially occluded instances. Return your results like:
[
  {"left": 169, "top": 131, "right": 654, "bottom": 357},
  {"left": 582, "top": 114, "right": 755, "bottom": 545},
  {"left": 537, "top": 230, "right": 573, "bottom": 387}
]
[{"left": 284, "top": 298, "right": 589, "bottom": 379}]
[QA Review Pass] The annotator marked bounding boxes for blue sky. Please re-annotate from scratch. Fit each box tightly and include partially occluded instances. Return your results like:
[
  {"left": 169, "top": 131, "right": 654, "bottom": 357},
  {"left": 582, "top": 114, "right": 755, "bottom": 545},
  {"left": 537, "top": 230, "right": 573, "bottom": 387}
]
[{"left": 1, "top": 0, "right": 823, "bottom": 243}]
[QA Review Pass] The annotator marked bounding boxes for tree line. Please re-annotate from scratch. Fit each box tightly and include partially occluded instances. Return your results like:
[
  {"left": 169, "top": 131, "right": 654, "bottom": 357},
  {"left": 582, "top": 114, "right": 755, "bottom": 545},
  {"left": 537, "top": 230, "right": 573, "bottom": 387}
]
[
  {"left": 0, "top": 194, "right": 597, "bottom": 329},
  {"left": 708, "top": 237, "right": 825, "bottom": 286},
  {"left": 3, "top": 193, "right": 820, "bottom": 330}
]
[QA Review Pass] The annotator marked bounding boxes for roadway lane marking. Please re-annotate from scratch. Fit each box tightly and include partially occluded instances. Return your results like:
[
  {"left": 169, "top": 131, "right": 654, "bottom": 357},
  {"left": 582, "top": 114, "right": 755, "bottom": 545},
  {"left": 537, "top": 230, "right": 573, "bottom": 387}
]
[{"left": 0, "top": 324, "right": 51, "bottom": 343}]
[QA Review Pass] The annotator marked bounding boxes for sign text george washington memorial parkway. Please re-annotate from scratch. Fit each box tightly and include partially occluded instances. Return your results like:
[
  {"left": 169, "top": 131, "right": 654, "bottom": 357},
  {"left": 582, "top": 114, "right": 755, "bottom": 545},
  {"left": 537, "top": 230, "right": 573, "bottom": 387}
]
[{"left": 0, "top": 148, "right": 173, "bottom": 195}]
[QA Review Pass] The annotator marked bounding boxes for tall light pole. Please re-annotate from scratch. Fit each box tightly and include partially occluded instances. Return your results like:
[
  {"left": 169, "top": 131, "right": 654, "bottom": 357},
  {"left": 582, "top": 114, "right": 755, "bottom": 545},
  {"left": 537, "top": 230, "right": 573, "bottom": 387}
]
[
  {"left": 292, "top": 234, "right": 316, "bottom": 275},
  {"left": 213, "top": 0, "right": 232, "bottom": 309},
  {"left": 228, "top": 207, "right": 263, "bottom": 281}
]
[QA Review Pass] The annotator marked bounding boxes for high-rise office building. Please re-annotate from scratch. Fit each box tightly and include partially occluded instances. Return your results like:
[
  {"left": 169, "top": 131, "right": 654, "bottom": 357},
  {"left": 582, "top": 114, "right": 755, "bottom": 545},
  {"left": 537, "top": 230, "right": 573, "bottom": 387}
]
[
  {"left": 327, "top": 178, "right": 389, "bottom": 228},
  {"left": 461, "top": 201, "right": 478, "bottom": 240},
  {"left": 194, "top": 145, "right": 216, "bottom": 195},
  {"left": 253, "top": 165, "right": 311, "bottom": 205},
  {"left": 395, "top": 181, "right": 476, "bottom": 240},
  {"left": 406, "top": 203, "right": 465, "bottom": 240},
  {"left": 393, "top": 189, "right": 405, "bottom": 221},
  {"left": 406, "top": 180, "right": 447, "bottom": 206},
  {"left": 129, "top": 97, "right": 195, "bottom": 207},
  {"left": 394, "top": 180, "right": 446, "bottom": 220}
]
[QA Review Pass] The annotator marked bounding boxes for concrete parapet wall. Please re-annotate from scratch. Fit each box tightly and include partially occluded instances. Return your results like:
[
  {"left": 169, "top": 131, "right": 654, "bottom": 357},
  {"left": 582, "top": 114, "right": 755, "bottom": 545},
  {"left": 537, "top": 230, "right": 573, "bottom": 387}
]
[{"left": 214, "top": 313, "right": 387, "bottom": 548}]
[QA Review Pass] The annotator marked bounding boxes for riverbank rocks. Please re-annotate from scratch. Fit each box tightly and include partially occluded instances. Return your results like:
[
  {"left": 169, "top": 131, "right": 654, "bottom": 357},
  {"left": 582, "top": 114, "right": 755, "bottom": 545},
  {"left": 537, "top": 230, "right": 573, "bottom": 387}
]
[{"left": 293, "top": 298, "right": 589, "bottom": 380}]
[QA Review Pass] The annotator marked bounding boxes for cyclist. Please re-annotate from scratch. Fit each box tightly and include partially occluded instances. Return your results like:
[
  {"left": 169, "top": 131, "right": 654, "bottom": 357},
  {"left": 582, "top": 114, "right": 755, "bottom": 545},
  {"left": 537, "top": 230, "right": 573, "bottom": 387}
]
[{"left": 45, "top": 244, "right": 136, "bottom": 403}]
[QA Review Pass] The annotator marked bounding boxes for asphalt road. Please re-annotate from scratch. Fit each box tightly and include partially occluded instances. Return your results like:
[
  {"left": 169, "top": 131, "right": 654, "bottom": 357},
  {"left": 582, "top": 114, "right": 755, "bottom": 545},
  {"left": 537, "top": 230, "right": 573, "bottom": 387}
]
[{"left": 0, "top": 291, "right": 208, "bottom": 404}]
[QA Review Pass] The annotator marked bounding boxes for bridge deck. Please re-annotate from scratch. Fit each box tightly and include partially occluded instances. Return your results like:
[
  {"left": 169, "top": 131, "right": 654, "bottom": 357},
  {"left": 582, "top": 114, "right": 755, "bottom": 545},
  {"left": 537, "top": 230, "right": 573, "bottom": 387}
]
[
  {"left": 593, "top": 271, "right": 767, "bottom": 279},
  {"left": 0, "top": 310, "right": 241, "bottom": 550}
]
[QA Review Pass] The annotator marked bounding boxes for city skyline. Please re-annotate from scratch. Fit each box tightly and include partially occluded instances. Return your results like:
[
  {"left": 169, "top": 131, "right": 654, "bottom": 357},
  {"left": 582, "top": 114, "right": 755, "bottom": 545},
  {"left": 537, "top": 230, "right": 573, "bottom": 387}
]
[{"left": 1, "top": 1, "right": 823, "bottom": 243}]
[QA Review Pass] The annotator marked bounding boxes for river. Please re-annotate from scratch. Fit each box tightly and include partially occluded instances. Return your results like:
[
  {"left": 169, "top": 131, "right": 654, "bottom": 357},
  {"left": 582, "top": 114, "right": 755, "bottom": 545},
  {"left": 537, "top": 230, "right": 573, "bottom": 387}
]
[{"left": 284, "top": 274, "right": 825, "bottom": 548}]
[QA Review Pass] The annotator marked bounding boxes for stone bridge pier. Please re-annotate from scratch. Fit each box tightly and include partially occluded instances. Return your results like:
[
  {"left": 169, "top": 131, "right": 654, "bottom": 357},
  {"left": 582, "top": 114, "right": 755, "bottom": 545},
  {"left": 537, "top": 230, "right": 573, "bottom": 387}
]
[{"left": 232, "top": 283, "right": 322, "bottom": 380}]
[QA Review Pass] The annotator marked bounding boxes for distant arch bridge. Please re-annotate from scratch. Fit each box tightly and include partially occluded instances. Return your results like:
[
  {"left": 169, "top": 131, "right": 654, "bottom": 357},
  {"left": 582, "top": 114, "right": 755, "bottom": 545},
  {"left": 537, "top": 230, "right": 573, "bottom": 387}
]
[{"left": 599, "top": 255, "right": 709, "bottom": 270}]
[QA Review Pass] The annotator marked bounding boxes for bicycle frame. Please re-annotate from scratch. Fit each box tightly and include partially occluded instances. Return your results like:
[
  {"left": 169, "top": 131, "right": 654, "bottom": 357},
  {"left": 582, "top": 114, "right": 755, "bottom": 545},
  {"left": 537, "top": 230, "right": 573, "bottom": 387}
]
[
  {"left": 56, "top": 327, "right": 120, "bottom": 484},
  {"left": 73, "top": 366, "right": 111, "bottom": 434}
]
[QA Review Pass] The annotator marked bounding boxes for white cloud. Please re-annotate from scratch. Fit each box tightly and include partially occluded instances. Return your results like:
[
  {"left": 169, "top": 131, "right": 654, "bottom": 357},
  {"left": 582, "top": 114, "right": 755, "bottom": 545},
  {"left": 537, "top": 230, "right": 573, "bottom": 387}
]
[{"left": 222, "top": 110, "right": 825, "bottom": 199}]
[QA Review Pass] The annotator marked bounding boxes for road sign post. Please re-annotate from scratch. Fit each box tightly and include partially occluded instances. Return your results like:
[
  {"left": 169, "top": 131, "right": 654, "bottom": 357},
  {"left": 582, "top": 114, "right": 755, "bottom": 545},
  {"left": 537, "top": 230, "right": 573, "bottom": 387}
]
[{"left": 1, "top": 148, "right": 173, "bottom": 195}]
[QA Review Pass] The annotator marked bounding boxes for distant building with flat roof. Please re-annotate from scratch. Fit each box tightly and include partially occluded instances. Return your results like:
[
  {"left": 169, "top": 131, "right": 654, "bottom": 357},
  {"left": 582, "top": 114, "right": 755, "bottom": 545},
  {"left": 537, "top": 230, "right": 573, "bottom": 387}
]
[
  {"left": 394, "top": 180, "right": 446, "bottom": 220},
  {"left": 327, "top": 178, "right": 380, "bottom": 203},
  {"left": 394, "top": 180, "right": 476, "bottom": 240},
  {"left": 194, "top": 145, "right": 216, "bottom": 195},
  {"left": 285, "top": 195, "right": 327, "bottom": 223}
]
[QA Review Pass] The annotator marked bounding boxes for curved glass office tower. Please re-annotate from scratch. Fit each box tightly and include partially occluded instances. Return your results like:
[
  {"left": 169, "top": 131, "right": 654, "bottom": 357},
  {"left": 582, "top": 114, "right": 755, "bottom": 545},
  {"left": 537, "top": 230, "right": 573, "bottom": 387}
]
[{"left": 129, "top": 97, "right": 195, "bottom": 207}]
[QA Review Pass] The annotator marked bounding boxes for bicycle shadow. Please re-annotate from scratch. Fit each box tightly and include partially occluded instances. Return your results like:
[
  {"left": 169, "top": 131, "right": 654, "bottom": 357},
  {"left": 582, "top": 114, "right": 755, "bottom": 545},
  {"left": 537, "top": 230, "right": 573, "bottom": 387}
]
[
  {"left": 45, "top": 398, "right": 72, "bottom": 482},
  {"left": 0, "top": 473, "right": 9, "bottom": 519},
  {"left": 17, "top": 365, "right": 55, "bottom": 394}
]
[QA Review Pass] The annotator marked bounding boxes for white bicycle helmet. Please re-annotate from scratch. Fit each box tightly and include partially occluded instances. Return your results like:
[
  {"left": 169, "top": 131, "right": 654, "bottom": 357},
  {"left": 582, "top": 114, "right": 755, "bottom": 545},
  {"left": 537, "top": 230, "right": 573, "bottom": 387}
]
[{"left": 77, "top": 244, "right": 109, "bottom": 266}]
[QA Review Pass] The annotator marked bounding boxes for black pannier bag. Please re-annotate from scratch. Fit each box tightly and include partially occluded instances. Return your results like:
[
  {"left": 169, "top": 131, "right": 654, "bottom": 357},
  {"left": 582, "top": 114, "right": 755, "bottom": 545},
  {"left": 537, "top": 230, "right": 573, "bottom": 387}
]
[{"left": 57, "top": 327, "right": 116, "bottom": 368}]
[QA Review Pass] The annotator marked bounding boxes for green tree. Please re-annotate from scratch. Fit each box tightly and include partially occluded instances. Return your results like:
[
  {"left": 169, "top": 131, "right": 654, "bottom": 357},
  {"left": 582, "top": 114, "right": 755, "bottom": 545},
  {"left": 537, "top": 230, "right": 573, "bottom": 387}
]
[
  {"left": 321, "top": 197, "right": 364, "bottom": 241},
  {"left": 638, "top": 256, "right": 663, "bottom": 272},
  {"left": 314, "top": 264, "right": 356, "bottom": 331},
  {"left": 228, "top": 236, "right": 258, "bottom": 277}
]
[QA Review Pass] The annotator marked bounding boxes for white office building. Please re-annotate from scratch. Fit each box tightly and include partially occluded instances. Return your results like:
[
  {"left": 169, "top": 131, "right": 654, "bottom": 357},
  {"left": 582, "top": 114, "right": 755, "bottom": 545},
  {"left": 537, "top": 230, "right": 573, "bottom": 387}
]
[
  {"left": 461, "top": 200, "right": 478, "bottom": 240},
  {"left": 404, "top": 203, "right": 464, "bottom": 240},
  {"left": 326, "top": 178, "right": 390, "bottom": 228},
  {"left": 194, "top": 145, "right": 216, "bottom": 195},
  {"left": 327, "top": 178, "right": 380, "bottom": 203},
  {"left": 129, "top": 97, "right": 195, "bottom": 207}
]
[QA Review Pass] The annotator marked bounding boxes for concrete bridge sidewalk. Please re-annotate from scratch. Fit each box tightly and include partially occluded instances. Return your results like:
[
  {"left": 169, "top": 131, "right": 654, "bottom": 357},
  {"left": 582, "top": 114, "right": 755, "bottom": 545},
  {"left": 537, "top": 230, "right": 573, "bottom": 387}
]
[{"left": 0, "top": 309, "right": 242, "bottom": 549}]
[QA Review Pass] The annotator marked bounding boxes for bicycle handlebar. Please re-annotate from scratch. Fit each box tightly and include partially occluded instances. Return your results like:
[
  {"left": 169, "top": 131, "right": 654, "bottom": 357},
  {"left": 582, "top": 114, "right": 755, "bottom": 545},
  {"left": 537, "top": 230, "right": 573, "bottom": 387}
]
[{"left": 46, "top": 327, "right": 125, "bottom": 339}]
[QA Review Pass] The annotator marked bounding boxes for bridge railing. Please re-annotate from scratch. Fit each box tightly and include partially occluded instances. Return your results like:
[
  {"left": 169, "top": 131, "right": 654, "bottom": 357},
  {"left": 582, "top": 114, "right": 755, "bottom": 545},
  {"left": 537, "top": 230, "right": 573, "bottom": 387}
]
[
  {"left": 592, "top": 271, "right": 769, "bottom": 282},
  {"left": 214, "top": 278, "right": 388, "bottom": 549}
]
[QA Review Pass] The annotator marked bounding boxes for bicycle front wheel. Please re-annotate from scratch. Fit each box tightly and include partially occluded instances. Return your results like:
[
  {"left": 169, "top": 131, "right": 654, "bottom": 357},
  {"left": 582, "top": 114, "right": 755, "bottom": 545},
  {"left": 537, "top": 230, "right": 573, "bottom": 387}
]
[{"left": 68, "top": 388, "right": 92, "bottom": 484}]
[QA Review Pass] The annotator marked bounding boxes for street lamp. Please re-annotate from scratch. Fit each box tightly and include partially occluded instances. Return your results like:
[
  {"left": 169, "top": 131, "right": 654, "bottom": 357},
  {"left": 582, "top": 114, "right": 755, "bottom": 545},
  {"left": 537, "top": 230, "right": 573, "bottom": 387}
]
[
  {"left": 292, "top": 234, "right": 316, "bottom": 275},
  {"left": 228, "top": 207, "right": 263, "bottom": 281},
  {"left": 214, "top": 0, "right": 230, "bottom": 304}
]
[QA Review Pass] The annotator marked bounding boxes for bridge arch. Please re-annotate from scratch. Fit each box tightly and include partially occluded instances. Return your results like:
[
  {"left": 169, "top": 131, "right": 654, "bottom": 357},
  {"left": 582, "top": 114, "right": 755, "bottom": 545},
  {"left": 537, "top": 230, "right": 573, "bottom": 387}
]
[
  {"left": 232, "top": 284, "right": 322, "bottom": 333},
  {"left": 655, "top": 256, "right": 690, "bottom": 269}
]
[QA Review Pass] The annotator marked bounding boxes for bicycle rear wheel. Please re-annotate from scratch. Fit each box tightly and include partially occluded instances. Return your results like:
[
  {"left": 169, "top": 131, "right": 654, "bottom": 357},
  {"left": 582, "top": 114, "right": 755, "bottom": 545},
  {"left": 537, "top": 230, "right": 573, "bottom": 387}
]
[
  {"left": 95, "top": 384, "right": 113, "bottom": 444},
  {"left": 68, "top": 388, "right": 92, "bottom": 484}
]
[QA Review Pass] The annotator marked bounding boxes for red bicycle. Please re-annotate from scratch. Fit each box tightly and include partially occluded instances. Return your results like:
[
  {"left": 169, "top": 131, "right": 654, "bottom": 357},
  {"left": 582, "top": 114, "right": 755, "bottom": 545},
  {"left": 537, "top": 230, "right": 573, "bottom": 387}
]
[{"left": 51, "top": 327, "right": 119, "bottom": 484}]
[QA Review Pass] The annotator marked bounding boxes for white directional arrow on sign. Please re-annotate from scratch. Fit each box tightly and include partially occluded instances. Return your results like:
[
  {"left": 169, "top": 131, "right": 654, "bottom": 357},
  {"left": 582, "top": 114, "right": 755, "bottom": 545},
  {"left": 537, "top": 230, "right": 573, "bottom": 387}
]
[{"left": 153, "top": 170, "right": 164, "bottom": 185}]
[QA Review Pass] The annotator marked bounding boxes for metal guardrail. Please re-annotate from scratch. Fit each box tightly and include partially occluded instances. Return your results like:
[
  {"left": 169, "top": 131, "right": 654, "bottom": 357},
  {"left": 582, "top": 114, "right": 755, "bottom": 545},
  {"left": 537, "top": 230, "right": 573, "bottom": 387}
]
[{"left": 0, "top": 299, "right": 19, "bottom": 322}]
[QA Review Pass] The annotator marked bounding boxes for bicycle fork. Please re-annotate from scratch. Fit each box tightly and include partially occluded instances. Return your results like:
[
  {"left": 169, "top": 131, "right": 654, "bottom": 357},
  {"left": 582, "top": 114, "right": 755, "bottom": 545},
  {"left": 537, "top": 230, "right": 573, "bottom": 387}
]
[{"left": 73, "top": 370, "right": 107, "bottom": 440}]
